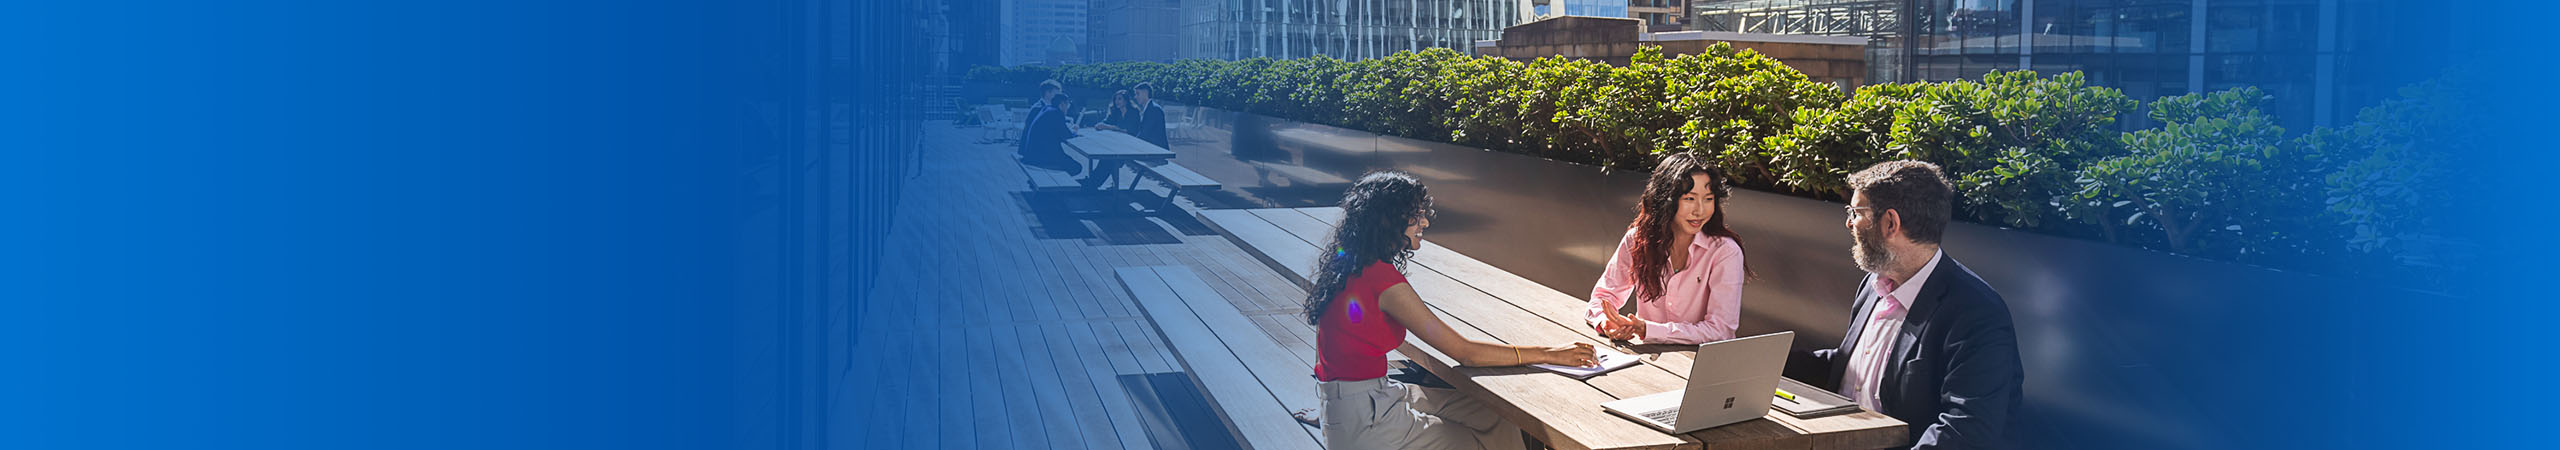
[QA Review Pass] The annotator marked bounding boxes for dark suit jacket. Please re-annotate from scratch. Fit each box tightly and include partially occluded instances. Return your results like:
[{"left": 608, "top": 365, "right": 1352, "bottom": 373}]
[
  {"left": 1017, "top": 105, "right": 1080, "bottom": 173},
  {"left": 1132, "top": 101, "right": 1168, "bottom": 149},
  {"left": 1786, "top": 252, "right": 2023, "bottom": 449}
]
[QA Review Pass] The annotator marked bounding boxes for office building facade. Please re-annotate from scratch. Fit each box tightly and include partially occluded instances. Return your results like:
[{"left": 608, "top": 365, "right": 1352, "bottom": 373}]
[
  {"left": 1687, "top": 0, "right": 2450, "bottom": 129},
  {"left": 1090, "top": 0, "right": 1183, "bottom": 62},
  {"left": 1002, "top": 0, "right": 1090, "bottom": 66}
]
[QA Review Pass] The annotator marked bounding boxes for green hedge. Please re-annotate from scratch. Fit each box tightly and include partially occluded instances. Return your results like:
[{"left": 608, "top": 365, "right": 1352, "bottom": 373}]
[{"left": 980, "top": 46, "right": 2465, "bottom": 284}]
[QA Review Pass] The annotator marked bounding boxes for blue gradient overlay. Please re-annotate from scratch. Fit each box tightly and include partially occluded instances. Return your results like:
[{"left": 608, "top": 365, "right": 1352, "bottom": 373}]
[{"left": 0, "top": 0, "right": 2554, "bottom": 449}]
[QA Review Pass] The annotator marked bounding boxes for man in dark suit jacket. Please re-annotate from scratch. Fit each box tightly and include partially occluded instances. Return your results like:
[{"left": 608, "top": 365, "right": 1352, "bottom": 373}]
[
  {"left": 1129, "top": 82, "right": 1168, "bottom": 149},
  {"left": 1081, "top": 82, "right": 1169, "bottom": 188},
  {"left": 1017, "top": 93, "right": 1082, "bottom": 175},
  {"left": 1786, "top": 160, "right": 2023, "bottom": 449}
]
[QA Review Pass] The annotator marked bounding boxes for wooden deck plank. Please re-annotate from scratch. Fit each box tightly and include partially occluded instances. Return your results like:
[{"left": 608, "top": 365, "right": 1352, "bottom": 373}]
[
  {"left": 1026, "top": 231, "right": 1069, "bottom": 323},
  {"left": 1002, "top": 325, "right": 1089, "bottom": 449},
  {"left": 856, "top": 328, "right": 903, "bottom": 449},
  {"left": 1086, "top": 318, "right": 1146, "bottom": 376},
  {"left": 1030, "top": 322, "right": 1131, "bottom": 450},
  {"left": 1114, "top": 319, "right": 1176, "bottom": 375},
  {"left": 977, "top": 327, "right": 1045, "bottom": 449},
  {"left": 1053, "top": 231, "right": 1132, "bottom": 319},
  {"left": 900, "top": 329, "right": 942, "bottom": 450},
  {"left": 1062, "top": 239, "right": 1123, "bottom": 322},
  {"left": 1029, "top": 239, "right": 1093, "bottom": 320},
  {"left": 1092, "top": 246, "right": 1149, "bottom": 319},
  {"left": 968, "top": 243, "right": 1007, "bottom": 327},
  {"left": 941, "top": 328, "right": 982, "bottom": 450},
  {"left": 1064, "top": 321, "right": 1159, "bottom": 450},
  {"left": 1015, "top": 239, "right": 1063, "bottom": 324}
]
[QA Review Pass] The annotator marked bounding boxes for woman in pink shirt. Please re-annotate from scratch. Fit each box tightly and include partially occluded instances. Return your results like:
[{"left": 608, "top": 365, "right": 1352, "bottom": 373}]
[{"left": 1589, "top": 153, "right": 1751, "bottom": 345}]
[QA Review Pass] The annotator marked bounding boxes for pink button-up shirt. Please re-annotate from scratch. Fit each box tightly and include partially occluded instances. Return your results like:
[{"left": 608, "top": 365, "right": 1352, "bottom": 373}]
[
  {"left": 1841, "top": 249, "right": 1940, "bottom": 411},
  {"left": 1585, "top": 228, "right": 1745, "bottom": 345}
]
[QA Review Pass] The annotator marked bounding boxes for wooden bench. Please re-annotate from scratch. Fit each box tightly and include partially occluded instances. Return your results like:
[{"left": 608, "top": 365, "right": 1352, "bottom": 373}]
[
  {"left": 1117, "top": 265, "right": 1325, "bottom": 450},
  {"left": 1016, "top": 156, "right": 1084, "bottom": 192},
  {"left": 1132, "top": 161, "right": 1222, "bottom": 212}
]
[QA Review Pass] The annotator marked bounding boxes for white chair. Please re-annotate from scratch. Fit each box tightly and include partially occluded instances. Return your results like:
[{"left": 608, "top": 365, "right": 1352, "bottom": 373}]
[
  {"left": 1165, "top": 106, "right": 1199, "bottom": 141},
  {"left": 977, "top": 106, "right": 1023, "bottom": 143}
]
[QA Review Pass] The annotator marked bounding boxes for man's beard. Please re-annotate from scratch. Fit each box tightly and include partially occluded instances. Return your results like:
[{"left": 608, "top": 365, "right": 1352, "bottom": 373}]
[{"left": 1851, "top": 220, "right": 1893, "bottom": 275}]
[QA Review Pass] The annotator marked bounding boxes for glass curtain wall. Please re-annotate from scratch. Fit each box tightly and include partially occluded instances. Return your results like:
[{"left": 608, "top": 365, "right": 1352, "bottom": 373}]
[{"left": 1185, "top": 0, "right": 1523, "bottom": 61}]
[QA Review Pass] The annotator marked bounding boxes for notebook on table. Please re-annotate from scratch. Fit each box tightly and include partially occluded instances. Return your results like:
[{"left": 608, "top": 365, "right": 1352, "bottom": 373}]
[
  {"left": 1530, "top": 345, "right": 1641, "bottom": 379},
  {"left": 1773, "top": 377, "right": 1861, "bottom": 418}
]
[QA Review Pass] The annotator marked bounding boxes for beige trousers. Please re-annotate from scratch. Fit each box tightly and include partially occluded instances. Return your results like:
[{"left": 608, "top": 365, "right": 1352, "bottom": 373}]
[{"left": 1318, "top": 377, "right": 1525, "bottom": 450}]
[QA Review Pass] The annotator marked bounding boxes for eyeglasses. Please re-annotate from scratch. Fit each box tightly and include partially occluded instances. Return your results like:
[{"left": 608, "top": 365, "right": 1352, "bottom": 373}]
[{"left": 1844, "top": 205, "right": 1878, "bottom": 221}]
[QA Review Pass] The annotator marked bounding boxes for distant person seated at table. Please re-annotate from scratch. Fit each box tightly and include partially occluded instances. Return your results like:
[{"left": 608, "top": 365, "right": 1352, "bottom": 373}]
[
  {"left": 1587, "top": 152, "right": 1749, "bottom": 345},
  {"left": 1018, "top": 79, "right": 1064, "bottom": 143},
  {"left": 1785, "top": 160, "right": 2022, "bottom": 449},
  {"left": 1301, "top": 171, "right": 1595, "bottom": 450},
  {"left": 1016, "top": 92, "right": 1081, "bottom": 175},
  {"left": 1030, "top": 79, "right": 1062, "bottom": 112},
  {"left": 1082, "top": 82, "right": 1169, "bottom": 188},
  {"left": 1091, "top": 89, "right": 1135, "bottom": 132}
]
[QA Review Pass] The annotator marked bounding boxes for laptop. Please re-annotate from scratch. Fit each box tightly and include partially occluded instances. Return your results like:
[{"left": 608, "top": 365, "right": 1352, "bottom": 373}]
[{"left": 1600, "top": 331, "right": 1793, "bottom": 434}]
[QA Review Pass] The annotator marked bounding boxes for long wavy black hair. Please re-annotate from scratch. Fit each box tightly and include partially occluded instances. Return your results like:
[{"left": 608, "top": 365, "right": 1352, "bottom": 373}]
[
  {"left": 1628, "top": 152, "right": 1749, "bottom": 303},
  {"left": 1303, "top": 171, "right": 1435, "bottom": 325}
]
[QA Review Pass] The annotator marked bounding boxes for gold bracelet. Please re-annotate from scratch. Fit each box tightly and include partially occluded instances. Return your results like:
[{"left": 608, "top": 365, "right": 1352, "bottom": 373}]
[{"left": 1514, "top": 347, "right": 1522, "bottom": 365}]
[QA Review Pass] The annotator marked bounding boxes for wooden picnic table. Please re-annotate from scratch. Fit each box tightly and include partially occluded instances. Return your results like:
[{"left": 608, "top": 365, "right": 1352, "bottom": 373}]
[
  {"left": 1066, "top": 131, "right": 1175, "bottom": 189},
  {"left": 1197, "top": 206, "right": 1909, "bottom": 450}
]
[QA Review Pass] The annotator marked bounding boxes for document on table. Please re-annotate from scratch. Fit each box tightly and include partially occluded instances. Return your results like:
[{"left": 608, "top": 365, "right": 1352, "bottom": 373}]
[{"left": 1531, "top": 345, "right": 1641, "bottom": 379}]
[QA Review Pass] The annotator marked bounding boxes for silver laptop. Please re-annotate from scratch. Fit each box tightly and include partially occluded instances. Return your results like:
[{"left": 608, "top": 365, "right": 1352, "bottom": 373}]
[{"left": 1600, "top": 331, "right": 1793, "bottom": 434}]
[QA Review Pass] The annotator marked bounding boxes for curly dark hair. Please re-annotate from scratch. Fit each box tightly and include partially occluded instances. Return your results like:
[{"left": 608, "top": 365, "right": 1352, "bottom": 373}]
[
  {"left": 1628, "top": 152, "right": 1749, "bottom": 303},
  {"left": 1303, "top": 171, "right": 1435, "bottom": 325}
]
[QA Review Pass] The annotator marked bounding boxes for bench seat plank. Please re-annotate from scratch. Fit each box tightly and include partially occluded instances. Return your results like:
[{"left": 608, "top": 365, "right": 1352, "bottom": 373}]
[
  {"left": 1120, "top": 266, "right": 1325, "bottom": 450},
  {"left": 1140, "top": 161, "right": 1221, "bottom": 189}
]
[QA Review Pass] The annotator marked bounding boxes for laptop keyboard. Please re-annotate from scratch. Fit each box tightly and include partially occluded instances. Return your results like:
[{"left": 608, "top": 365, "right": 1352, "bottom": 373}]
[{"left": 1640, "top": 406, "right": 1679, "bottom": 425}]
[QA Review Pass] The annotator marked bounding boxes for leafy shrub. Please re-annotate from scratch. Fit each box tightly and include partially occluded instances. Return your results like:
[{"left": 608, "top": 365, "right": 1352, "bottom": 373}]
[
  {"left": 969, "top": 51, "right": 2462, "bottom": 284},
  {"left": 1889, "top": 71, "right": 2135, "bottom": 228},
  {"left": 1763, "top": 83, "right": 1924, "bottom": 199},
  {"left": 964, "top": 65, "right": 1054, "bottom": 86},
  {"left": 2073, "top": 88, "right": 2310, "bottom": 259}
]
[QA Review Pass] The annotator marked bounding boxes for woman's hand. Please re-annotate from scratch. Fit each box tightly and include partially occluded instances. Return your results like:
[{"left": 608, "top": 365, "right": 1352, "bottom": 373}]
[
  {"left": 1540, "top": 342, "right": 1599, "bottom": 367},
  {"left": 1597, "top": 308, "right": 1640, "bottom": 341}
]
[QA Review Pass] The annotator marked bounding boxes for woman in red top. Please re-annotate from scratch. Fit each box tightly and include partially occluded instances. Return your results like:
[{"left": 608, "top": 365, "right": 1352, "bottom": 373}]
[{"left": 1303, "top": 171, "right": 1597, "bottom": 450}]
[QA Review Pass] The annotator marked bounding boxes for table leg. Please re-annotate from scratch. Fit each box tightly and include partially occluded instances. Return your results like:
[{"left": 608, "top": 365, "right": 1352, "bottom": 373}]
[{"left": 1078, "top": 159, "right": 1116, "bottom": 190}]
